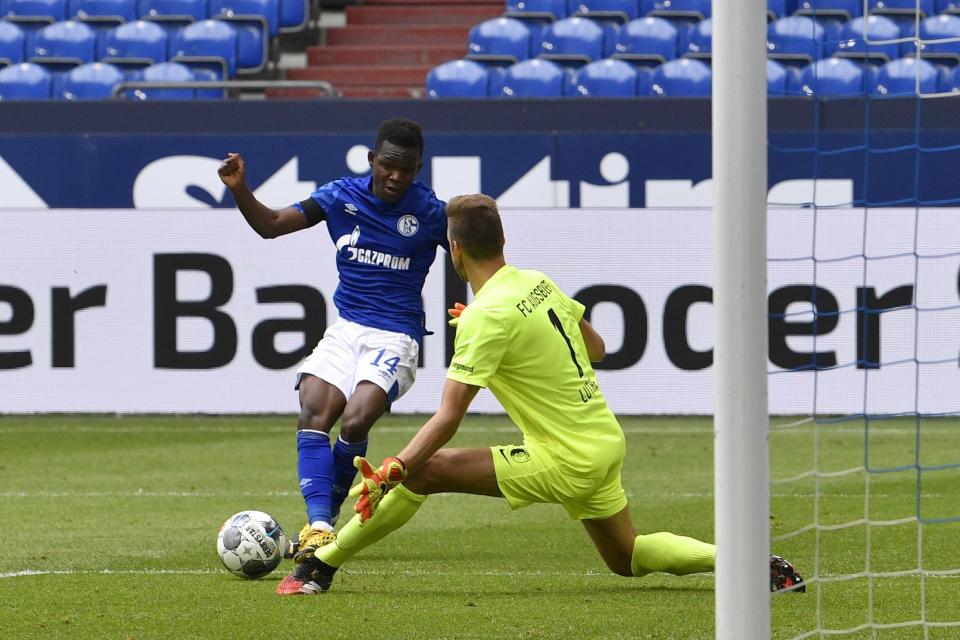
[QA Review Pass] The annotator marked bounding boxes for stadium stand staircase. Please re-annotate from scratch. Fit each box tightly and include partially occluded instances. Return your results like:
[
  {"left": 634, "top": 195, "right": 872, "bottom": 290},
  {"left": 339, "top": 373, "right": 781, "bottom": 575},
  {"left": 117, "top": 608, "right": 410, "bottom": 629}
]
[{"left": 281, "top": 0, "right": 501, "bottom": 98}]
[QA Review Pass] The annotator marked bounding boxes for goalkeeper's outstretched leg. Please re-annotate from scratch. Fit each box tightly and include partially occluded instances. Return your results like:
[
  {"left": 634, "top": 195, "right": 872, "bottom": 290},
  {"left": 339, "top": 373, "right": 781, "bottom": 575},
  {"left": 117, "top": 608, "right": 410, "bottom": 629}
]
[
  {"left": 582, "top": 507, "right": 804, "bottom": 592},
  {"left": 581, "top": 506, "right": 716, "bottom": 577}
]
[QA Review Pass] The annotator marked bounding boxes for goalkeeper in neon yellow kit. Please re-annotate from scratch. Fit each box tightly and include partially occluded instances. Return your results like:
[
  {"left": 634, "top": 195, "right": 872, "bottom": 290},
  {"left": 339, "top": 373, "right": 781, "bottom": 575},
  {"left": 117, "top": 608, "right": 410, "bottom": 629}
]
[{"left": 291, "top": 193, "right": 804, "bottom": 596}]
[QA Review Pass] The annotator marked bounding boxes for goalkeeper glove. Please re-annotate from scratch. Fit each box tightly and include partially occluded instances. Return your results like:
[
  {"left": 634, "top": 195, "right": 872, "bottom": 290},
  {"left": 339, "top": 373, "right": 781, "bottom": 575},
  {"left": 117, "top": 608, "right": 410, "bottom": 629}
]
[
  {"left": 349, "top": 456, "right": 407, "bottom": 523},
  {"left": 447, "top": 302, "right": 466, "bottom": 327}
]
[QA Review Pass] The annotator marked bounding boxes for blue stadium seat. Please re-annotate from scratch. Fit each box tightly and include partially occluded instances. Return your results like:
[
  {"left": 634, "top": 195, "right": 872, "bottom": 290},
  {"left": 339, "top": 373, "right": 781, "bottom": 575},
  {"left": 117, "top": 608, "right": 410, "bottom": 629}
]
[
  {"left": 277, "top": 0, "right": 305, "bottom": 32},
  {"left": 209, "top": 0, "right": 277, "bottom": 38},
  {"left": 767, "top": 15, "right": 832, "bottom": 67},
  {"left": 650, "top": 56, "right": 711, "bottom": 95},
  {"left": 906, "top": 14, "right": 960, "bottom": 67},
  {"left": 795, "top": 0, "right": 862, "bottom": 20},
  {"left": 58, "top": 59, "right": 121, "bottom": 97},
  {"left": 940, "top": 0, "right": 960, "bottom": 16},
  {"left": 867, "top": 0, "right": 935, "bottom": 18},
  {"left": 170, "top": 19, "right": 237, "bottom": 77},
  {"left": 680, "top": 15, "right": 711, "bottom": 59},
  {"left": 426, "top": 58, "right": 490, "bottom": 98},
  {"left": 613, "top": 16, "right": 678, "bottom": 66},
  {"left": 467, "top": 17, "right": 532, "bottom": 65},
  {"left": 794, "top": 0, "right": 858, "bottom": 39},
  {"left": 867, "top": 0, "right": 935, "bottom": 30},
  {"left": 125, "top": 59, "right": 192, "bottom": 97},
  {"left": 504, "top": 0, "right": 567, "bottom": 44},
  {"left": 208, "top": 0, "right": 278, "bottom": 73},
  {"left": 506, "top": 0, "right": 566, "bottom": 19},
  {"left": 0, "top": 60, "right": 51, "bottom": 98},
  {"left": 953, "top": 61, "right": 960, "bottom": 88},
  {"left": 568, "top": 0, "right": 637, "bottom": 22},
  {"left": 99, "top": 19, "right": 166, "bottom": 66},
  {"left": 31, "top": 19, "right": 96, "bottom": 69},
  {"left": 70, "top": 0, "right": 136, "bottom": 27},
  {"left": 538, "top": 16, "right": 604, "bottom": 67},
  {"left": 498, "top": 57, "right": 565, "bottom": 96},
  {"left": 634, "top": 63, "right": 652, "bottom": 94},
  {"left": 767, "top": 58, "right": 790, "bottom": 94},
  {"left": 4, "top": 0, "right": 68, "bottom": 26},
  {"left": 0, "top": 21, "right": 26, "bottom": 65},
  {"left": 486, "top": 64, "right": 507, "bottom": 95},
  {"left": 833, "top": 14, "right": 901, "bottom": 64},
  {"left": 641, "top": 0, "right": 711, "bottom": 23},
  {"left": 567, "top": 0, "right": 638, "bottom": 56},
  {"left": 138, "top": 0, "right": 204, "bottom": 27},
  {"left": 873, "top": 55, "right": 940, "bottom": 94},
  {"left": 798, "top": 57, "right": 869, "bottom": 95},
  {"left": 189, "top": 64, "right": 222, "bottom": 97},
  {"left": 569, "top": 57, "right": 638, "bottom": 96}
]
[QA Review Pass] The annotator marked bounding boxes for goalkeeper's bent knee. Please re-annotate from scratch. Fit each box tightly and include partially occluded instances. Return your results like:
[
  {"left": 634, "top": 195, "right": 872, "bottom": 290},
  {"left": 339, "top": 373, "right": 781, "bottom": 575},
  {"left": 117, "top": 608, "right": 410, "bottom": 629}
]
[{"left": 631, "top": 532, "right": 716, "bottom": 577}]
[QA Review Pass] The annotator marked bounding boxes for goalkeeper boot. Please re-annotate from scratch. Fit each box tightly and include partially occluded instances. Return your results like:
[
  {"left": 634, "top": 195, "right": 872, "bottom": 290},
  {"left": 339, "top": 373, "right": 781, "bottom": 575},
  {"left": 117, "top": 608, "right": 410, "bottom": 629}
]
[
  {"left": 293, "top": 523, "right": 336, "bottom": 563},
  {"left": 770, "top": 555, "right": 805, "bottom": 593},
  {"left": 276, "top": 557, "right": 321, "bottom": 596},
  {"left": 298, "top": 559, "right": 338, "bottom": 594}
]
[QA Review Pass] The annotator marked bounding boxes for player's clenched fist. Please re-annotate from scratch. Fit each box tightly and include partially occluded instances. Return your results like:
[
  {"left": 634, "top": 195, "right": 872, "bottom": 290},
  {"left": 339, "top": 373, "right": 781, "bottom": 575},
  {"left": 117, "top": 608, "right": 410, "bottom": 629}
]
[{"left": 217, "top": 152, "right": 245, "bottom": 189}]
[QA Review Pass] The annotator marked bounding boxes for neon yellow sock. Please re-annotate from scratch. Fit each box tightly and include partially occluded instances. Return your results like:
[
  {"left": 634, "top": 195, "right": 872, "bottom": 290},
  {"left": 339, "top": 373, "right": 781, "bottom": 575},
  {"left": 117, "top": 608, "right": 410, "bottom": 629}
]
[
  {"left": 631, "top": 532, "right": 716, "bottom": 577},
  {"left": 316, "top": 484, "right": 427, "bottom": 569}
]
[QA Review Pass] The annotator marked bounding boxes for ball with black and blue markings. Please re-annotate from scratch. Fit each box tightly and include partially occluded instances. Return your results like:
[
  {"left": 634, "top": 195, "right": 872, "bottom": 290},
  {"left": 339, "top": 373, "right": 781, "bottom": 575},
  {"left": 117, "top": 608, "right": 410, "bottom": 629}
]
[{"left": 216, "top": 510, "right": 287, "bottom": 579}]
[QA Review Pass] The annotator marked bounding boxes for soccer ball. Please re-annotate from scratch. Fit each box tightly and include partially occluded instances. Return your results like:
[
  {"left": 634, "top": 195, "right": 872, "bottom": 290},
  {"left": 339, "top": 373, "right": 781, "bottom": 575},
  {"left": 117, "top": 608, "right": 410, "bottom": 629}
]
[{"left": 216, "top": 510, "right": 288, "bottom": 579}]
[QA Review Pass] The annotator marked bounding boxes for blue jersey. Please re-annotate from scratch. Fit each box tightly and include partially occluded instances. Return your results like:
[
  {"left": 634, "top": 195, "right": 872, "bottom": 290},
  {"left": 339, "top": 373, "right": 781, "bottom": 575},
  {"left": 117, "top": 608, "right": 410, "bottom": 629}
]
[{"left": 293, "top": 176, "right": 448, "bottom": 340}]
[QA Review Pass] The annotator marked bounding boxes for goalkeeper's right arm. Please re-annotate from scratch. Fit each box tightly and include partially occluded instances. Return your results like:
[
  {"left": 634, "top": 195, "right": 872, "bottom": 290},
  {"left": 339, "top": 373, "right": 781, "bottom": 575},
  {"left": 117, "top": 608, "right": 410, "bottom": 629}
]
[{"left": 394, "top": 379, "right": 479, "bottom": 473}]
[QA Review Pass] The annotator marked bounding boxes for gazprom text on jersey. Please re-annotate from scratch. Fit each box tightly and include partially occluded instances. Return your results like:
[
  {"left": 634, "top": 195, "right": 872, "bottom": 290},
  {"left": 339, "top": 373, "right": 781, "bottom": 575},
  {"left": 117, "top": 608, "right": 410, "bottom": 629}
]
[{"left": 348, "top": 248, "right": 411, "bottom": 271}]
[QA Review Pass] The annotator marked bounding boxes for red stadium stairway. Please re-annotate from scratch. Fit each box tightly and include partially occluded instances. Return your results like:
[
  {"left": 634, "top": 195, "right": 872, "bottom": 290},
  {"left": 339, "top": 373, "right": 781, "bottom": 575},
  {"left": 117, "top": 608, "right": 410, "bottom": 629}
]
[{"left": 275, "top": 0, "right": 502, "bottom": 98}]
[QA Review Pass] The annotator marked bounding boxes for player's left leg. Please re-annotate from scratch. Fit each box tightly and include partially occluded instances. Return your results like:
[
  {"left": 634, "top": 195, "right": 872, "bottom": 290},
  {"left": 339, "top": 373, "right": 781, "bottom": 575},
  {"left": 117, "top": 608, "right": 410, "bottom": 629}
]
[
  {"left": 329, "top": 328, "right": 418, "bottom": 523},
  {"left": 581, "top": 508, "right": 716, "bottom": 577},
  {"left": 330, "top": 382, "right": 389, "bottom": 524},
  {"left": 580, "top": 507, "right": 638, "bottom": 576}
]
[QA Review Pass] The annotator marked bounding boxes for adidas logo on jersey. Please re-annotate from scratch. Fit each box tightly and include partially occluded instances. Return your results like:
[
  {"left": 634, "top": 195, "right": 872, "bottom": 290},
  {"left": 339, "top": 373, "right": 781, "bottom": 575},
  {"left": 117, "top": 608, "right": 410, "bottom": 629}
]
[{"left": 344, "top": 203, "right": 358, "bottom": 215}]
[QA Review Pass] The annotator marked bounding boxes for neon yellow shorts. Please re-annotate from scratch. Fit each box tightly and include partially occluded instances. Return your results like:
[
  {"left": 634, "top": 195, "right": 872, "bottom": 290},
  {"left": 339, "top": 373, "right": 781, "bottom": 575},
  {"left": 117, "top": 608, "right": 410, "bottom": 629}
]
[{"left": 491, "top": 437, "right": 627, "bottom": 520}]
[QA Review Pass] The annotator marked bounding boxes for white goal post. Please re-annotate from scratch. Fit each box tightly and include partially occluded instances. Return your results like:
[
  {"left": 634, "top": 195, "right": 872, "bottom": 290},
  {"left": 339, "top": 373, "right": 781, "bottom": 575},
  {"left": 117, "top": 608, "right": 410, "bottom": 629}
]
[{"left": 712, "top": 1, "right": 770, "bottom": 638}]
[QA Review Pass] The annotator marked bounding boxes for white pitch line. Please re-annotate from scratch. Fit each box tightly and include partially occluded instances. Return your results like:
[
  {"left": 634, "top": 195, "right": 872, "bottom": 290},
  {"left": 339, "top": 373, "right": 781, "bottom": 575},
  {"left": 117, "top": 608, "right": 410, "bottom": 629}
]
[
  {"left": 0, "top": 490, "right": 301, "bottom": 498},
  {"left": 0, "top": 568, "right": 220, "bottom": 579},
  {"left": 0, "top": 490, "right": 952, "bottom": 500}
]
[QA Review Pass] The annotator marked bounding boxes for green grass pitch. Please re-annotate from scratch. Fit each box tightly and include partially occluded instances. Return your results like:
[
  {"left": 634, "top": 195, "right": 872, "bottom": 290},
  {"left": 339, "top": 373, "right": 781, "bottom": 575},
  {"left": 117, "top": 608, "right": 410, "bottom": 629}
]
[{"left": 1, "top": 414, "right": 958, "bottom": 639}]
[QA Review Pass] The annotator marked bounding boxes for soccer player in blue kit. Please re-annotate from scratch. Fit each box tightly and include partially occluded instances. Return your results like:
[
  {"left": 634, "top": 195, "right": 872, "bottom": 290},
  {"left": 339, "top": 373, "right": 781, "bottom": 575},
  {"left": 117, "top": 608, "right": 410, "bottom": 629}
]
[{"left": 217, "top": 118, "right": 449, "bottom": 595}]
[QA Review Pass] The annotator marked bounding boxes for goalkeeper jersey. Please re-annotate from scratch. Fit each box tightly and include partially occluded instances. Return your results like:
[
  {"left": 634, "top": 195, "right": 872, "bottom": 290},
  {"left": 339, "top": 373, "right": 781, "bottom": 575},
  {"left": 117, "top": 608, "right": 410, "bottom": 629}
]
[{"left": 446, "top": 265, "right": 625, "bottom": 477}]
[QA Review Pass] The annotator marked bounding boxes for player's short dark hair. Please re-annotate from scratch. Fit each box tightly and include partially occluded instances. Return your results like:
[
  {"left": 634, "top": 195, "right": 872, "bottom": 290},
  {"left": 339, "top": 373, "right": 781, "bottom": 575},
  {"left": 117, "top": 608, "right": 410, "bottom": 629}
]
[
  {"left": 374, "top": 118, "right": 424, "bottom": 158},
  {"left": 445, "top": 194, "right": 504, "bottom": 260}
]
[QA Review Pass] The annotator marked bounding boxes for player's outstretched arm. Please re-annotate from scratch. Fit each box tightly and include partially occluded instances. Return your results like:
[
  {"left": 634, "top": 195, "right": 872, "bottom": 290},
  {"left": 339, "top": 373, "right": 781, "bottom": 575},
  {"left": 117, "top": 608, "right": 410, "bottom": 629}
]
[
  {"left": 397, "top": 379, "right": 479, "bottom": 473},
  {"left": 217, "top": 152, "right": 309, "bottom": 239},
  {"left": 348, "top": 380, "right": 478, "bottom": 521},
  {"left": 578, "top": 318, "right": 606, "bottom": 362}
]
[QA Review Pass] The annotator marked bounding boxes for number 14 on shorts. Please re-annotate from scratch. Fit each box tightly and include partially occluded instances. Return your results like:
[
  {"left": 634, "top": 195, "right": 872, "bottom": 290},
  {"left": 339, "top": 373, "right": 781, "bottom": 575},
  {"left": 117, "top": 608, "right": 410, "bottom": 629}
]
[{"left": 370, "top": 349, "right": 400, "bottom": 374}]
